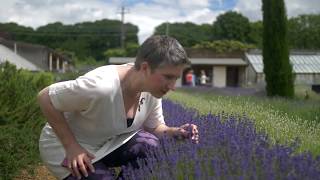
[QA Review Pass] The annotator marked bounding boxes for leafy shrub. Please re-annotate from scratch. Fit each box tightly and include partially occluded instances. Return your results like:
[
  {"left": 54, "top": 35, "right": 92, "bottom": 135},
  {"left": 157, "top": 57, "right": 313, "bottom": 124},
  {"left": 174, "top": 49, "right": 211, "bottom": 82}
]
[
  {"left": 104, "top": 48, "right": 126, "bottom": 58},
  {"left": 192, "top": 40, "right": 256, "bottom": 53},
  {"left": 103, "top": 42, "right": 139, "bottom": 60},
  {"left": 0, "top": 62, "right": 54, "bottom": 124},
  {"left": 0, "top": 62, "right": 54, "bottom": 179}
]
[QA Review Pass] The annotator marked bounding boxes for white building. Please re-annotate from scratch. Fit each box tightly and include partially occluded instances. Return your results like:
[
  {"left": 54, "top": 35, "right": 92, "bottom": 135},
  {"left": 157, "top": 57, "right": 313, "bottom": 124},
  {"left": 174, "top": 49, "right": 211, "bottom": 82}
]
[
  {"left": 0, "top": 38, "right": 73, "bottom": 72},
  {"left": 109, "top": 49, "right": 320, "bottom": 89},
  {"left": 109, "top": 55, "right": 248, "bottom": 88},
  {"left": 0, "top": 44, "right": 41, "bottom": 71},
  {"left": 245, "top": 50, "right": 320, "bottom": 86}
]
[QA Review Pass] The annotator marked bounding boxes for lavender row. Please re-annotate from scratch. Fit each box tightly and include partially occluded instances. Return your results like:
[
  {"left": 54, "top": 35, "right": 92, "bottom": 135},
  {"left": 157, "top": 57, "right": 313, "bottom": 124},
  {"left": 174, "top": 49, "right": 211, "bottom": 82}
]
[{"left": 121, "top": 99, "right": 320, "bottom": 180}]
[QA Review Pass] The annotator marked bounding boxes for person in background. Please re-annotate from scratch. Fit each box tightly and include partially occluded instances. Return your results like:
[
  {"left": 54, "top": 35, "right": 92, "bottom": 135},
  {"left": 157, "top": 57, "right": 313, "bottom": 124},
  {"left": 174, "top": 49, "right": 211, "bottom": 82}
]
[
  {"left": 185, "top": 69, "right": 195, "bottom": 86},
  {"left": 38, "top": 35, "right": 199, "bottom": 180},
  {"left": 200, "top": 70, "right": 208, "bottom": 86}
]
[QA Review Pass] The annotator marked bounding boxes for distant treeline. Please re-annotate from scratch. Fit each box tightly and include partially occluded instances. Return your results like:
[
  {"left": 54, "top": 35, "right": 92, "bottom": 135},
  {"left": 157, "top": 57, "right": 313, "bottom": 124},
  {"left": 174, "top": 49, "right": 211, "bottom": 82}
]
[
  {"left": 0, "top": 19, "right": 139, "bottom": 61},
  {"left": 154, "top": 12, "right": 320, "bottom": 50},
  {"left": 0, "top": 12, "right": 319, "bottom": 62}
]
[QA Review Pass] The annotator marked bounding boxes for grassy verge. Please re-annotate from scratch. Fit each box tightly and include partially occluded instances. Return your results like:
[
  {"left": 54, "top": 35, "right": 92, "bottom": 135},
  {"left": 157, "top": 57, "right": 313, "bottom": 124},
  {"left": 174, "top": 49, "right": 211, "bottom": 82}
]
[{"left": 166, "top": 89, "right": 320, "bottom": 156}]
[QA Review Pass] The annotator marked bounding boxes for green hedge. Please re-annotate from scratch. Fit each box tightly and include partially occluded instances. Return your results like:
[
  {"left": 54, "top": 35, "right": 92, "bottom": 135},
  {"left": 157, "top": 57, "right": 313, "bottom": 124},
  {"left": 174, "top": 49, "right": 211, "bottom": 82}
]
[{"left": 0, "top": 62, "right": 54, "bottom": 179}]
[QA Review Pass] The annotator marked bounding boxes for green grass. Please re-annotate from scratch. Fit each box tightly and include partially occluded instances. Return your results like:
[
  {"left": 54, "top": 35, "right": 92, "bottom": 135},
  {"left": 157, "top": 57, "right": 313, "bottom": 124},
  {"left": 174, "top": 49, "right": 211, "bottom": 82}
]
[{"left": 166, "top": 88, "right": 320, "bottom": 156}]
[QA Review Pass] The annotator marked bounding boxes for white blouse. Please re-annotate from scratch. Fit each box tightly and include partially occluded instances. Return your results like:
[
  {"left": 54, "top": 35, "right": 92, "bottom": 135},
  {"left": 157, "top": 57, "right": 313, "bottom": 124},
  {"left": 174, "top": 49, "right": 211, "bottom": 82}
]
[{"left": 39, "top": 64, "right": 165, "bottom": 179}]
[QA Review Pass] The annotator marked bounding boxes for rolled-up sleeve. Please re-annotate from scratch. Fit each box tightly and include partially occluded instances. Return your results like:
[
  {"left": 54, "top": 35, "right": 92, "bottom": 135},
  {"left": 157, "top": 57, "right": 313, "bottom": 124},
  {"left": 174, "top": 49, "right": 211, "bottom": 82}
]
[
  {"left": 143, "top": 98, "right": 165, "bottom": 129},
  {"left": 49, "top": 76, "right": 103, "bottom": 112}
]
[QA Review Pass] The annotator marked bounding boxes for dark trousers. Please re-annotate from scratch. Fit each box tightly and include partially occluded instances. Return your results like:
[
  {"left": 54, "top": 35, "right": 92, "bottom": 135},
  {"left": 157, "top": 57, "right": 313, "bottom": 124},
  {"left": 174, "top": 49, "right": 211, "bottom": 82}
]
[{"left": 64, "top": 130, "right": 159, "bottom": 180}]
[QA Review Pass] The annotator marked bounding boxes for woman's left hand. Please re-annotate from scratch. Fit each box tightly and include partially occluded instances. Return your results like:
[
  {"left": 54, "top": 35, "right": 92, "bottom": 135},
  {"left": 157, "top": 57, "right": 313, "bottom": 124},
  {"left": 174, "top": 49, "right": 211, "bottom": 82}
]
[{"left": 174, "top": 123, "right": 199, "bottom": 144}]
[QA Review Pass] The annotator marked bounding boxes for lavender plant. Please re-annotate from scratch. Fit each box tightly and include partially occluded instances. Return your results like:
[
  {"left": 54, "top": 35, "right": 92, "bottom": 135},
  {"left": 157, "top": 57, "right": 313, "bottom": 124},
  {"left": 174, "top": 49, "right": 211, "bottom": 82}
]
[{"left": 121, "top": 100, "right": 320, "bottom": 180}]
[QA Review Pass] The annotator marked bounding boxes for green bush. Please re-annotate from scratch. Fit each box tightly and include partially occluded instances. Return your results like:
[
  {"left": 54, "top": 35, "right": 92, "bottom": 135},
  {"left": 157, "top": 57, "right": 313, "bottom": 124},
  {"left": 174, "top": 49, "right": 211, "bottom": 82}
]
[
  {"left": 0, "top": 62, "right": 54, "bottom": 179},
  {"left": 104, "top": 48, "right": 126, "bottom": 58},
  {"left": 103, "top": 42, "right": 139, "bottom": 60},
  {"left": 192, "top": 40, "right": 255, "bottom": 53}
]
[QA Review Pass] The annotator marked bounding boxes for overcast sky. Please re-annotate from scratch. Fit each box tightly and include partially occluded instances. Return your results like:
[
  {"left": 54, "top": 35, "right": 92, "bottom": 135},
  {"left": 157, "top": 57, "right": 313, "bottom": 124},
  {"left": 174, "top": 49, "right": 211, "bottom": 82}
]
[{"left": 0, "top": 0, "right": 319, "bottom": 44}]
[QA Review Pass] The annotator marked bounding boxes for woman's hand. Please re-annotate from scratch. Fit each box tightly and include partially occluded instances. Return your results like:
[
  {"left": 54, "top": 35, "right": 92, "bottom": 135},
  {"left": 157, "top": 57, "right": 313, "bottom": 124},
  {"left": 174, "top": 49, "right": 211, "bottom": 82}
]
[
  {"left": 146, "top": 123, "right": 199, "bottom": 144},
  {"left": 38, "top": 87, "right": 95, "bottom": 178},
  {"left": 173, "top": 123, "right": 199, "bottom": 143},
  {"left": 63, "top": 143, "right": 96, "bottom": 179}
]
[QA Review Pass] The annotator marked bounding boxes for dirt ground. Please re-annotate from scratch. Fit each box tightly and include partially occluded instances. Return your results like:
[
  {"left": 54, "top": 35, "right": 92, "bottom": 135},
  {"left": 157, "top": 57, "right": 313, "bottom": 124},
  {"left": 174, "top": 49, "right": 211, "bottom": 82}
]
[{"left": 14, "top": 165, "right": 56, "bottom": 180}]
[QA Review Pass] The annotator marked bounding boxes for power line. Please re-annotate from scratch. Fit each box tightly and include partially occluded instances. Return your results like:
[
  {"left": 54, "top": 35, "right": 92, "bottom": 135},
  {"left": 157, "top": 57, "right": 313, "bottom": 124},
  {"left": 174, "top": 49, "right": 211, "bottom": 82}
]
[
  {"left": 118, "top": 5, "right": 129, "bottom": 49},
  {"left": 0, "top": 30, "right": 138, "bottom": 37}
]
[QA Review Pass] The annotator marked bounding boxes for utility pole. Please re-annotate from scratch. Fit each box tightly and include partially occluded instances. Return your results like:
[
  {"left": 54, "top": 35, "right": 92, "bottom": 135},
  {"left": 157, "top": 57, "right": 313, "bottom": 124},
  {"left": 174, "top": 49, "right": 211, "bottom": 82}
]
[
  {"left": 165, "top": 21, "right": 169, "bottom": 36},
  {"left": 119, "top": 5, "right": 128, "bottom": 49}
]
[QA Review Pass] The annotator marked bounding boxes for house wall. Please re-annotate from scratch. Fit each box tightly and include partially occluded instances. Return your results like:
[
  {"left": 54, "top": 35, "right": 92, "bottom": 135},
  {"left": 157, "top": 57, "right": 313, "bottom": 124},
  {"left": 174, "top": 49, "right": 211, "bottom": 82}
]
[
  {"left": 0, "top": 44, "right": 41, "bottom": 71},
  {"left": 0, "top": 39, "right": 73, "bottom": 72},
  {"left": 295, "top": 73, "right": 320, "bottom": 85},
  {"left": 245, "top": 64, "right": 258, "bottom": 86},
  {"left": 213, "top": 66, "right": 226, "bottom": 87},
  {"left": 185, "top": 49, "right": 246, "bottom": 88},
  {"left": 257, "top": 74, "right": 266, "bottom": 86},
  {"left": 314, "top": 74, "right": 320, "bottom": 84},
  {"left": 16, "top": 45, "right": 49, "bottom": 70},
  {"left": 246, "top": 70, "right": 320, "bottom": 87},
  {"left": 175, "top": 76, "right": 182, "bottom": 87},
  {"left": 238, "top": 66, "right": 247, "bottom": 87}
]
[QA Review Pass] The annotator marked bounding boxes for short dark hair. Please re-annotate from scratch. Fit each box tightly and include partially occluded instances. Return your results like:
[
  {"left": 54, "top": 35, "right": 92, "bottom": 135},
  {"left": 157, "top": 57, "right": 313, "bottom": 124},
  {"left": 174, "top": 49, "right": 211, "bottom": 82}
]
[{"left": 134, "top": 35, "right": 190, "bottom": 71}]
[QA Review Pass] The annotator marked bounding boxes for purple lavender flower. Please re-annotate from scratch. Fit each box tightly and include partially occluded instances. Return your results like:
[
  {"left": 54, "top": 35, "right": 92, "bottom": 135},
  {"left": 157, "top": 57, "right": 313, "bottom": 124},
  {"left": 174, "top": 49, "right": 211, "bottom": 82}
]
[{"left": 121, "top": 99, "right": 320, "bottom": 180}]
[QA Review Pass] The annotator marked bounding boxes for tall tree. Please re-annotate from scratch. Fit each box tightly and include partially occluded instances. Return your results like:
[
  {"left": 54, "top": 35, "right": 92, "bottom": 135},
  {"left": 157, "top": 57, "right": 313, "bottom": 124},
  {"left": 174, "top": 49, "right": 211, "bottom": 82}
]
[
  {"left": 212, "top": 11, "right": 250, "bottom": 42},
  {"left": 262, "top": 0, "right": 294, "bottom": 98}
]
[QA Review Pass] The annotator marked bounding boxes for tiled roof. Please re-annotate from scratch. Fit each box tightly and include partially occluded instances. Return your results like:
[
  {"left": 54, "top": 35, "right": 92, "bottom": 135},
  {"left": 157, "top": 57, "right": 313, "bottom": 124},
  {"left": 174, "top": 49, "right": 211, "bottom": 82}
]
[{"left": 109, "top": 57, "right": 247, "bottom": 65}]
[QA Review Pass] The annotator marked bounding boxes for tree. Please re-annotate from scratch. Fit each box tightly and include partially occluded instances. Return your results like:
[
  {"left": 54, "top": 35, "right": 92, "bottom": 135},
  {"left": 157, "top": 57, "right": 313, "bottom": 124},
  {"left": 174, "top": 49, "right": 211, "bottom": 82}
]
[
  {"left": 103, "top": 42, "right": 139, "bottom": 62},
  {"left": 212, "top": 11, "right": 251, "bottom": 42},
  {"left": 0, "top": 19, "right": 139, "bottom": 61},
  {"left": 247, "top": 21, "right": 263, "bottom": 48},
  {"left": 288, "top": 14, "right": 320, "bottom": 50},
  {"left": 0, "top": 22, "right": 35, "bottom": 42},
  {"left": 36, "top": 19, "right": 138, "bottom": 61},
  {"left": 262, "top": 0, "right": 294, "bottom": 98},
  {"left": 154, "top": 22, "right": 212, "bottom": 47}
]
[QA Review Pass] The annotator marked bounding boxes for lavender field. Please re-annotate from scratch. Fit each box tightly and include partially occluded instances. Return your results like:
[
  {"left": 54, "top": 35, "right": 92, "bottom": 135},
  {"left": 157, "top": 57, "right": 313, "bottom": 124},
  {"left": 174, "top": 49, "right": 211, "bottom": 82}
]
[
  {"left": 121, "top": 99, "right": 320, "bottom": 180},
  {"left": 167, "top": 90, "right": 320, "bottom": 156},
  {"left": 2, "top": 69, "right": 318, "bottom": 179}
]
